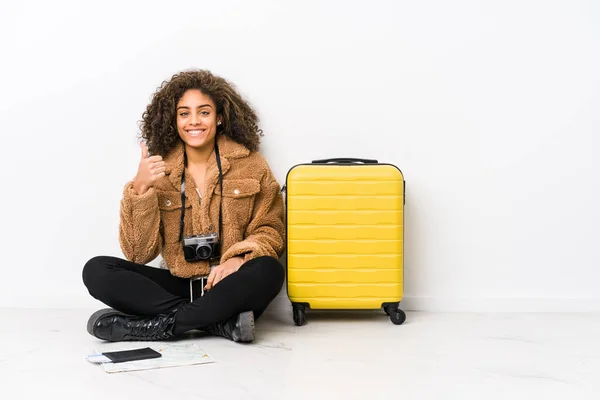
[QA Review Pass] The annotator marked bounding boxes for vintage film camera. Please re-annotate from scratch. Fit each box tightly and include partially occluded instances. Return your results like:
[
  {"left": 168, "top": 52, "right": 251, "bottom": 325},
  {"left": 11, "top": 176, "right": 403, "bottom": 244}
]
[{"left": 182, "top": 232, "right": 220, "bottom": 262}]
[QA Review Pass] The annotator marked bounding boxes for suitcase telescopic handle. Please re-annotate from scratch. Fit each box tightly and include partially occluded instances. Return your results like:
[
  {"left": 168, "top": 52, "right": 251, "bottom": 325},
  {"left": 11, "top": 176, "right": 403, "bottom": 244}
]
[{"left": 311, "top": 158, "right": 379, "bottom": 164}]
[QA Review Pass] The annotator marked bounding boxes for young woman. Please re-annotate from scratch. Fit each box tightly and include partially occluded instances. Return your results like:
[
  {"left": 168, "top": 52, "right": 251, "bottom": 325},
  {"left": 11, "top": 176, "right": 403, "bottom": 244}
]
[{"left": 82, "top": 70, "right": 285, "bottom": 343}]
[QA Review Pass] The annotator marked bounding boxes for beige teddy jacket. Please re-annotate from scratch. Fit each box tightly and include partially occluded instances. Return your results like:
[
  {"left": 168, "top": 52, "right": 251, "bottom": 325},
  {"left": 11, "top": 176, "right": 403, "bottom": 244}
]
[{"left": 118, "top": 134, "right": 285, "bottom": 278}]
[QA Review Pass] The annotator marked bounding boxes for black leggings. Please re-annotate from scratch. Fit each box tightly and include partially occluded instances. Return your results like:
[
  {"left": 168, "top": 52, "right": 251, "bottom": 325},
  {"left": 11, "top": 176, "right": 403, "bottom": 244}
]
[{"left": 82, "top": 255, "right": 285, "bottom": 335}]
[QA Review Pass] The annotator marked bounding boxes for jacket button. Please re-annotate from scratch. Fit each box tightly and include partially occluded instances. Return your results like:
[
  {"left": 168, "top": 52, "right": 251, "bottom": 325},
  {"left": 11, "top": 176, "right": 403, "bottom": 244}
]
[
  {"left": 166, "top": 200, "right": 172, "bottom": 206},
  {"left": 234, "top": 189, "right": 240, "bottom": 195}
]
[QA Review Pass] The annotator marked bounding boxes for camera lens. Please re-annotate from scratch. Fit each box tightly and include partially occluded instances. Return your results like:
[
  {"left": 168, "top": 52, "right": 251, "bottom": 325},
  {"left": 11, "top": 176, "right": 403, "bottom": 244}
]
[{"left": 196, "top": 244, "right": 212, "bottom": 259}]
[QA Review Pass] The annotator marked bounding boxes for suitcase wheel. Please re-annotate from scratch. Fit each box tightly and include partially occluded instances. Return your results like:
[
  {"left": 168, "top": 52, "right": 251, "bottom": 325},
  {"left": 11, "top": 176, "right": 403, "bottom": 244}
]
[
  {"left": 383, "top": 303, "right": 406, "bottom": 325},
  {"left": 389, "top": 309, "right": 406, "bottom": 325},
  {"left": 292, "top": 303, "right": 307, "bottom": 326}
]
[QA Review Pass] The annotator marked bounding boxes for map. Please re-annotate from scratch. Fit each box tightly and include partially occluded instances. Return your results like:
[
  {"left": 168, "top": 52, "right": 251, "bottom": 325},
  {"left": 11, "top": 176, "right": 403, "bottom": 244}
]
[{"left": 88, "top": 342, "right": 215, "bottom": 373}]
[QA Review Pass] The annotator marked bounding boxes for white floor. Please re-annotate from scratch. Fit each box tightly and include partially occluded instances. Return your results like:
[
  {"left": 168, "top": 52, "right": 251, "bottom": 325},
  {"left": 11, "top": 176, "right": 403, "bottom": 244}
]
[{"left": 2, "top": 307, "right": 600, "bottom": 400}]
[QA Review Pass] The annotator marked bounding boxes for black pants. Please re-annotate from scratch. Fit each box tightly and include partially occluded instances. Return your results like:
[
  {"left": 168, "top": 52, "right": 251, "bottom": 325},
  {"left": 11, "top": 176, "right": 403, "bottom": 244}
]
[{"left": 82, "top": 255, "right": 285, "bottom": 335}]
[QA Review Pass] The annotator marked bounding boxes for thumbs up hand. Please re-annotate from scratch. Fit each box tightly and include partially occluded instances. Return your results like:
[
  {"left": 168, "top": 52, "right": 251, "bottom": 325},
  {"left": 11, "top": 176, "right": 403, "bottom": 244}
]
[{"left": 132, "top": 142, "right": 166, "bottom": 195}]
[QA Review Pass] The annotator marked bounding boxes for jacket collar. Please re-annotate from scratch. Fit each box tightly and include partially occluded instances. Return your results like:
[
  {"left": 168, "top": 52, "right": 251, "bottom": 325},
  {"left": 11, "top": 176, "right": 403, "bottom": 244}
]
[{"left": 164, "top": 134, "right": 250, "bottom": 190}]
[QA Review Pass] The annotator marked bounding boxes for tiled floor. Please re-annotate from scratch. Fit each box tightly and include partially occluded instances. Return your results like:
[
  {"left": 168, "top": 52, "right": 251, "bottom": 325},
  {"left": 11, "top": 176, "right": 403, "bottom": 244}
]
[{"left": 2, "top": 307, "right": 600, "bottom": 399}]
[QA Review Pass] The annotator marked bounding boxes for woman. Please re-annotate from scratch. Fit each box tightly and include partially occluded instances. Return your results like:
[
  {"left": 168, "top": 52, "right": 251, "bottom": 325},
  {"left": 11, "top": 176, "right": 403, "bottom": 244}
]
[{"left": 82, "top": 70, "right": 285, "bottom": 343}]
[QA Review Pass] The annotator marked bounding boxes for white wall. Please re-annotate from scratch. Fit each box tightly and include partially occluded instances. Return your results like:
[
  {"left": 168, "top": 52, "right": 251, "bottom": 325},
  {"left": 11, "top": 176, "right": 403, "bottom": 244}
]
[{"left": 1, "top": 0, "right": 598, "bottom": 312}]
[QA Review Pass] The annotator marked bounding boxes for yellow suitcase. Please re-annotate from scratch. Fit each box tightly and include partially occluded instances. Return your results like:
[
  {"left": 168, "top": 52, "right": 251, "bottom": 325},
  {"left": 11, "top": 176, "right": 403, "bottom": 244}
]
[{"left": 284, "top": 158, "right": 406, "bottom": 326}]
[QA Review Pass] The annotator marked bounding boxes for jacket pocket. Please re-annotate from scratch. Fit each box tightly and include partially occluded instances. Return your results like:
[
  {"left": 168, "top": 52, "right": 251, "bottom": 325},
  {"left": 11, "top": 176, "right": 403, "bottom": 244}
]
[
  {"left": 157, "top": 190, "right": 191, "bottom": 243},
  {"left": 214, "top": 179, "right": 260, "bottom": 229}
]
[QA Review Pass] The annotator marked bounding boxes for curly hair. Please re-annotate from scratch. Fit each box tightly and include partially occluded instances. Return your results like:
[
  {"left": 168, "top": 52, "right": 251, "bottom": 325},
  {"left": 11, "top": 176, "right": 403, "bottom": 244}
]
[{"left": 139, "top": 69, "right": 263, "bottom": 156}]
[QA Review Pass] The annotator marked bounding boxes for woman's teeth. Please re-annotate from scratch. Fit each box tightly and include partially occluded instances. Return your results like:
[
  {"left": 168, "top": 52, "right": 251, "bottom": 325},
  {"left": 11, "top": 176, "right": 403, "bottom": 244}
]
[{"left": 188, "top": 130, "right": 204, "bottom": 136}]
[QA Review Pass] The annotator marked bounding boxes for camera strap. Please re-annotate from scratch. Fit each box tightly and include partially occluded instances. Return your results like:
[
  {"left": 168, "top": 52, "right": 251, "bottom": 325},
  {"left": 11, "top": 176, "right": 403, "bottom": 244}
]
[{"left": 178, "top": 142, "right": 224, "bottom": 244}]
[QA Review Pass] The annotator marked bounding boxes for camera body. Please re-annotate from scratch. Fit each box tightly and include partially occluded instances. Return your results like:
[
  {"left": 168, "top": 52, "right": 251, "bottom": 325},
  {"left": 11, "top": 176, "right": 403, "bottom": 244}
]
[{"left": 182, "top": 232, "right": 220, "bottom": 262}]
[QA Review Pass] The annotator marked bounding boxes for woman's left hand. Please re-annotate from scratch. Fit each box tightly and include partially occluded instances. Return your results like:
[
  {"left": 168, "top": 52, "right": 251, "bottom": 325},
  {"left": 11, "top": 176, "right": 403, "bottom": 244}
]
[{"left": 205, "top": 256, "right": 245, "bottom": 291}]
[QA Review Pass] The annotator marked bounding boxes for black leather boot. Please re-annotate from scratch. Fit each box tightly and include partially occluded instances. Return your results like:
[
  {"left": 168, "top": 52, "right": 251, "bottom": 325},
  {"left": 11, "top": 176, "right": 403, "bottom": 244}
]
[
  {"left": 87, "top": 308, "right": 177, "bottom": 342},
  {"left": 202, "top": 310, "right": 255, "bottom": 342}
]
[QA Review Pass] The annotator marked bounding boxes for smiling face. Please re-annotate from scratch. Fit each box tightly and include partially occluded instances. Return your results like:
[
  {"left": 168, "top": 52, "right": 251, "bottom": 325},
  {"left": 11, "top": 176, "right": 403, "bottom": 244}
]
[{"left": 176, "top": 89, "right": 221, "bottom": 152}]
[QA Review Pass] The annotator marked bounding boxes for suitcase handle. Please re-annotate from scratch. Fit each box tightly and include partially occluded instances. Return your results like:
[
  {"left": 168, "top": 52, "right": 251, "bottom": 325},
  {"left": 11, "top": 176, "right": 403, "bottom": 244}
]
[{"left": 311, "top": 158, "right": 378, "bottom": 164}]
